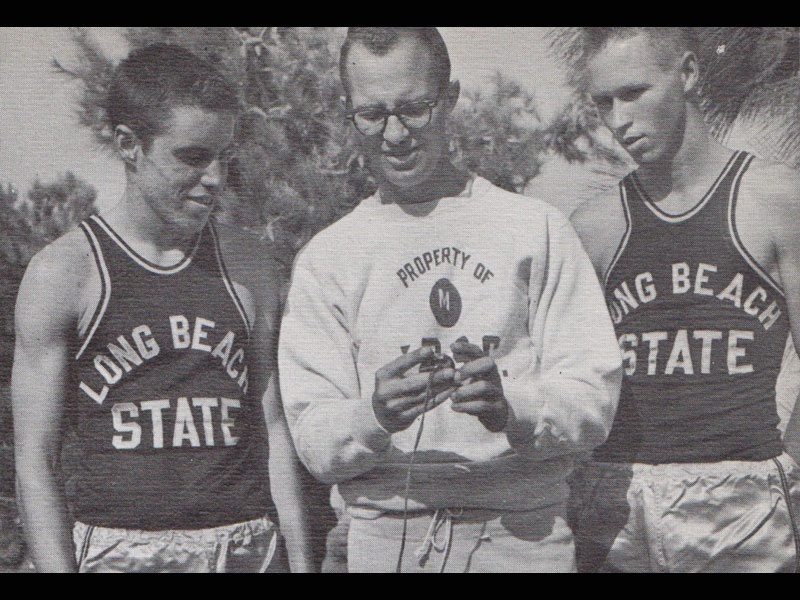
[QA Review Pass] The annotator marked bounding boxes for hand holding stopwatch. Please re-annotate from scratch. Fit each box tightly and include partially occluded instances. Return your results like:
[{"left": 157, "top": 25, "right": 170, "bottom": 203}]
[
  {"left": 449, "top": 337, "right": 509, "bottom": 432},
  {"left": 372, "top": 346, "right": 457, "bottom": 434}
]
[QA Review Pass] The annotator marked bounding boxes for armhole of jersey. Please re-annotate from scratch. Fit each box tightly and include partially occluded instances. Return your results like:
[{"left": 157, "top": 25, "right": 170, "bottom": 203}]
[
  {"left": 76, "top": 221, "right": 112, "bottom": 360},
  {"left": 208, "top": 221, "right": 253, "bottom": 338},
  {"left": 603, "top": 180, "right": 632, "bottom": 288},
  {"left": 728, "top": 153, "right": 785, "bottom": 298}
]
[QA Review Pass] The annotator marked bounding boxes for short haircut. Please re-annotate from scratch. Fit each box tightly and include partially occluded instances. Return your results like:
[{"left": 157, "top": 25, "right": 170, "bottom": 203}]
[
  {"left": 339, "top": 27, "right": 451, "bottom": 98},
  {"left": 559, "top": 27, "right": 701, "bottom": 90},
  {"left": 585, "top": 27, "right": 699, "bottom": 63},
  {"left": 106, "top": 44, "right": 239, "bottom": 151}
]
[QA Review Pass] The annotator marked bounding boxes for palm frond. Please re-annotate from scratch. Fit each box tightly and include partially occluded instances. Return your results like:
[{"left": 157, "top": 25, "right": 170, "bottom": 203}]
[
  {"left": 698, "top": 27, "right": 799, "bottom": 139},
  {"left": 733, "top": 76, "right": 800, "bottom": 167}
]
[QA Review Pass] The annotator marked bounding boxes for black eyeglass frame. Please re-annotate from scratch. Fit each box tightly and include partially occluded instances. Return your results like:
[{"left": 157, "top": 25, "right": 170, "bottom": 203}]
[{"left": 344, "top": 94, "right": 443, "bottom": 136}]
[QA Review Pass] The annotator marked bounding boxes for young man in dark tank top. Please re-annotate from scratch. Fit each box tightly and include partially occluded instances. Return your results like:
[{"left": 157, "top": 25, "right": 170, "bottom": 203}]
[
  {"left": 12, "top": 44, "right": 313, "bottom": 572},
  {"left": 568, "top": 27, "right": 800, "bottom": 572}
]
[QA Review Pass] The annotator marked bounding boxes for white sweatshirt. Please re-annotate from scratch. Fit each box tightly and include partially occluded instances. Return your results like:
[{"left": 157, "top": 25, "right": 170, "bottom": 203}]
[{"left": 279, "top": 177, "right": 622, "bottom": 515}]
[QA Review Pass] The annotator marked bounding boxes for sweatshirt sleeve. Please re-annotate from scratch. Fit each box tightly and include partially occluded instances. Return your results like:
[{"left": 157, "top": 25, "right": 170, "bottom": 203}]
[
  {"left": 278, "top": 245, "right": 392, "bottom": 485},
  {"left": 502, "top": 213, "right": 622, "bottom": 459}
]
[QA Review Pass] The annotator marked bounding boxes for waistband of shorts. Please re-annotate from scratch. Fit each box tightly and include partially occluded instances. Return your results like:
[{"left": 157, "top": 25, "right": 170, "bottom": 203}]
[
  {"left": 350, "top": 504, "right": 561, "bottom": 523},
  {"left": 582, "top": 452, "right": 797, "bottom": 479},
  {"left": 73, "top": 514, "right": 277, "bottom": 544}
]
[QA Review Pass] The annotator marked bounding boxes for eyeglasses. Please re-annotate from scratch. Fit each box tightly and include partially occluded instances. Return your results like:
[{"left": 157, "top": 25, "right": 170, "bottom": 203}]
[{"left": 345, "top": 97, "right": 440, "bottom": 136}]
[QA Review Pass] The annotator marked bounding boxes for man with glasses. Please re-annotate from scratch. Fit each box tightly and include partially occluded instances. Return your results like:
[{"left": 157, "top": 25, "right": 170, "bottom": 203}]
[{"left": 279, "top": 27, "right": 622, "bottom": 572}]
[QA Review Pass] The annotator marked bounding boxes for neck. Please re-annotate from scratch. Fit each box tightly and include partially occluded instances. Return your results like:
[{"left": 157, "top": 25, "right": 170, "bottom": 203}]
[
  {"left": 107, "top": 185, "right": 203, "bottom": 257},
  {"left": 378, "top": 160, "right": 470, "bottom": 206},
  {"left": 636, "top": 104, "right": 733, "bottom": 202}
]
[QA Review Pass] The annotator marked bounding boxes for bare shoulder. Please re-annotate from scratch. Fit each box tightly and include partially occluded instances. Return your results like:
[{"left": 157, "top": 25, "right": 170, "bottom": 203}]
[
  {"left": 737, "top": 158, "right": 800, "bottom": 240},
  {"left": 570, "top": 189, "right": 627, "bottom": 279},
  {"left": 21, "top": 228, "right": 93, "bottom": 300},
  {"left": 16, "top": 228, "right": 94, "bottom": 334},
  {"left": 741, "top": 158, "right": 800, "bottom": 200},
  {"left": 571, "top": 190, "right": 627, "bottom": 245}
]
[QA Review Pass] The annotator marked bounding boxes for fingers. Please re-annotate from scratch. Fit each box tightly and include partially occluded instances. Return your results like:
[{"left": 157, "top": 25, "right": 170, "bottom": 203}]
[
  {"left": 454, "top": 401, "right": 509, "bottom": 433},
  {"left": 451, "top": 379, "right": 497, "bottom": 404},
  {"left": 397, "top": 387, "right": 456, "bottom": 422},
  {"left": 383, "top": 380, "right": 455, "bottom": 412},
  {"left": 373, "top": 343, "right": 507, "bottom": 433},
  {"left": 376, "top": 346, "right": 435, "bottom": 379},
  {"left": 454, "top": 356, "right": 497, "bottom": 383},
  {"left": 450, "top": 378, "right": 508, "bottom": 432},
  {"left": 379, "top": 368, "right": 455, "bottom": 399},
  {"left": 450, "top": 399, "right": 497, "bottom": 416}
]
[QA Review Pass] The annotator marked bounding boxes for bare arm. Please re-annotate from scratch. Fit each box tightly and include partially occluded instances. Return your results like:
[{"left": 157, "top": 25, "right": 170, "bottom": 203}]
[
  {"left": 217, "top": 225, "right": 315, "bottom": 572},
  {"left": 570, "top": 192, "right": 628, "bottom": 283},
  {"left": 263, "top": 373, "right": 315, "bottom": 573},
  {"left": 12, "top": 243, "right": 84, "bottom": 572},
  {"left": 751, "top": 165, "right": 800, "bottom": 454}
]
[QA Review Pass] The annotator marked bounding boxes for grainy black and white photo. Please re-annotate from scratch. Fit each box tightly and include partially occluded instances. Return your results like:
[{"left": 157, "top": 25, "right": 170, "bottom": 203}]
[{"left": 0, "top": 27, "right": 798, "bottom": 573}]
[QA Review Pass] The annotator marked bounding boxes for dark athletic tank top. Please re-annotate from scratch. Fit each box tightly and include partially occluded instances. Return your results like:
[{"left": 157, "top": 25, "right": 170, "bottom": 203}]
[
  {"left": 70, "top": 215, "right": 272, "bottom": 529},
  {"left": 596, "top": 151, "right": 788, "bottom": 464}
]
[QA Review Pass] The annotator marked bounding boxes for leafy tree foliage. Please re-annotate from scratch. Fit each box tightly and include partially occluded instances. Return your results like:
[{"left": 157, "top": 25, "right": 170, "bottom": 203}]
[
  {"left": 448, "top": 73, "right": 545, "bottom": 193},
  {"left": 59, "top": 27, "right": 621, "bottom": 260}
]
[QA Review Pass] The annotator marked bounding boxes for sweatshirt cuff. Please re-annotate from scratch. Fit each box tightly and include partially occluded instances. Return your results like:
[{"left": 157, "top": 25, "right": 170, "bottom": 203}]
[
  {"left": 501, "top": 374, "right": 543, "bottom": 442},
  {"left": 502, "top": 377, "right": 580, "bottom": 457},
  {"left": 350, "top": 397, "right": 393, "bottom": 454}
]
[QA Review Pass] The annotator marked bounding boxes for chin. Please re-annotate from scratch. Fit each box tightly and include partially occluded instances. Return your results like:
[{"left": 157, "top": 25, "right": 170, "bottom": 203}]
[
  {"left": 170, "top": 211, "right": 211, "bottom": 234},
  {"left": 638, "top": 151, "right": 672, "bottom": 168},
  {"left": 384, "top": 174, "right": 426, "bottom": 190},
  {"left": 381, "top": 163, "right": 436, "bottom": 191}
]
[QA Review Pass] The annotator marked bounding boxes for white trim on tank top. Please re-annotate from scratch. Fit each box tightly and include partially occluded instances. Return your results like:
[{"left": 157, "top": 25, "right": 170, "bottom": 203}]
[
  {"left": 603, "top": 180, "right": 633, "bottom": 288},
  {"left": 90, "top": 215, "right": 199, "bottom": 275},
  {"left": 75, "top": 222, "right": 112, "bottom": 360},
  {"left": 208, "top": 222, "right": 253, "bottom": 337},
  {"left": 632, "top": 150, "right": 741, "bottom": 224}
]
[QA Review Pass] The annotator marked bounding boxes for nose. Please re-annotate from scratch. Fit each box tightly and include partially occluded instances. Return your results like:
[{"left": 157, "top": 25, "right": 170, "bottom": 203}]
[
  {"left": 609, "top": 98, "right": 632, "bottom": 138},
  {"left": 382, "top": 114, "right": 410, "bottom": 145},
  {"left": 201, "top": 158, "right": 226, "bottom": 190}
]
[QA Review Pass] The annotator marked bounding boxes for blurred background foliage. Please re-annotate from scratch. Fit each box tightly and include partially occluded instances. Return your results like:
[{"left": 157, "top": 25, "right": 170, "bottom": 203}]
[{"left": 55, "top": 27, "right": 626, "bottom": 263}]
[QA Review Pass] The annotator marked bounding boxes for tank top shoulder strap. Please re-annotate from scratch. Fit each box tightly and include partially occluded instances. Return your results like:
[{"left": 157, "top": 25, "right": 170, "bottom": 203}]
[
  {"left": 603, "top": 178, "right": 634, "bottom": 287},
  {"left": 205, "top": 220, "right": 253, "bottom": 337},
  {"left": 80, "top": 215, "right": 126, "bottom": 276},
  {"left": 620, "top": 170, "right": 650, "bottom": 223},
  {"left": 624, "top": 151, "right": 746, "bottom": 226},
  {"left": 712, "top": 150, "right": 752, "bottom": 208},
  {"left": 76, "top": 217, "right": 113, "bottom": 360}
]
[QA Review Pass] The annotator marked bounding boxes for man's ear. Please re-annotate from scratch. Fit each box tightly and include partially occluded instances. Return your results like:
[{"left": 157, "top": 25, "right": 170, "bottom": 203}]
[
  {"left": 114, "top": 125, "right": 140, "bottom": 165},
  {"left": 443, "top": 79, "right": 461, "bottom": 114},
  {"left": 680, "top": 51, "right": 700, "bottom": 97}
]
